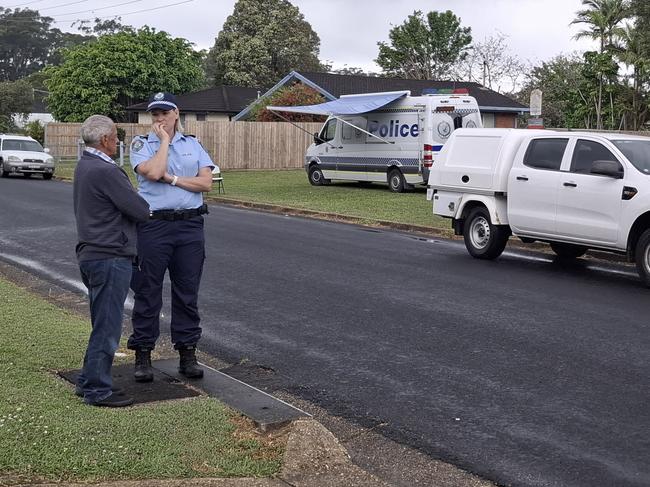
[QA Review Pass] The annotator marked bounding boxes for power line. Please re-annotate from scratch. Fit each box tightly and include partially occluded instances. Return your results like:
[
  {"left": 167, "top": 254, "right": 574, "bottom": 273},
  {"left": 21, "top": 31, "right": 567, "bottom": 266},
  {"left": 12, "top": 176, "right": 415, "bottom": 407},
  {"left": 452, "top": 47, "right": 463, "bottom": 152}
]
[
  {"left": 5, "top": 0, "right": 46, "bottom": 8},
  {"left": 41, "top": 1, "right": 89, "bottom": 12},
  {"left": 52, "top": 0, "right": 143, "bottom": 17},
  {"left": 55, "top": 0, "right": 194, "bottom": 23},
  {"left": 0, "top": 0, "right": 195, "bottom": 24}
]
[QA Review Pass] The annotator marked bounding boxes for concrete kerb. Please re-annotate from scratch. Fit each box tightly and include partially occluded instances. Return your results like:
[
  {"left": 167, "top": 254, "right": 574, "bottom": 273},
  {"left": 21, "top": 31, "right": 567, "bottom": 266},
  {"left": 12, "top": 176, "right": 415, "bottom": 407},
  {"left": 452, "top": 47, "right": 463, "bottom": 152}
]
[
  {"left": 206, "top": 195, "right": 456, "bottom": 239},
  {"left": 0, "top": 262, "right": 389, "bottom": 487},
  {"left": 2, "top": 190, "right": 632, "bottom": 487},
  {"left": 11, "top": 420, "right": 388, "bottom": 487},
  {"left": 205, "top": 196, "right": 631, "bottom": 265}
]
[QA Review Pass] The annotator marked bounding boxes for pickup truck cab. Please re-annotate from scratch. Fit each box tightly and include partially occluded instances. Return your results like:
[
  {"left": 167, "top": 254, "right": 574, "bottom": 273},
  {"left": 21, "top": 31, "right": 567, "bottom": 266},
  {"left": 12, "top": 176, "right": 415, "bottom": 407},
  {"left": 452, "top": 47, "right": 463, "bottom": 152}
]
[{"left": 427, "top": 128, "right": 650, "bottom": 286}]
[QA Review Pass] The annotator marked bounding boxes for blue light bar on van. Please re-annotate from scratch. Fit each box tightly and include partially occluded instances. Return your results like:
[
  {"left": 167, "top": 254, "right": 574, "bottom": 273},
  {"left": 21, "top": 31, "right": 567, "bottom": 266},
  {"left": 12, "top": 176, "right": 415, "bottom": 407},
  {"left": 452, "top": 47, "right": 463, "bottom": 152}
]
[{"left": 422, "top": 88, "right": 470, "bottom": 95}]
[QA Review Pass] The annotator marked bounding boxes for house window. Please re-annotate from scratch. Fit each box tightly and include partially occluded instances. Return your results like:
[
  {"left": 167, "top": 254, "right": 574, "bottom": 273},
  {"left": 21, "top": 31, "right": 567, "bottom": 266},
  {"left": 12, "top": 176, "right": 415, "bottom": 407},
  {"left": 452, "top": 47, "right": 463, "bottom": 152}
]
[
  {"left": 196, "top": 113, "right": 206, "bottom": 122},
  {"left": 482, "top": 113, "right": 495, "bottom": 128}
]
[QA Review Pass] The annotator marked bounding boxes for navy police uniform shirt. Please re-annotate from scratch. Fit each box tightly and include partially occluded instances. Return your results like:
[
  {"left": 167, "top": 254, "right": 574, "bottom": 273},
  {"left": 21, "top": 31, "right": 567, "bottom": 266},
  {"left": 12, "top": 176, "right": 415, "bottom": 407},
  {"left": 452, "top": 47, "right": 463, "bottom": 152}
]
[{"left": 130, "top": 131, "right": 215, "bottom": 211}]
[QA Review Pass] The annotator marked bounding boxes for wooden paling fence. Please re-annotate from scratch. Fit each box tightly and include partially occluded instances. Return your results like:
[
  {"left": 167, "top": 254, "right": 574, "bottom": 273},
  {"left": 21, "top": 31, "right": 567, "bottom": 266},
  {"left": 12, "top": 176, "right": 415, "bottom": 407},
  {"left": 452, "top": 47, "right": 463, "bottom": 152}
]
[{"left": 44, "top": 121, "right": 324, "bottom": 170}]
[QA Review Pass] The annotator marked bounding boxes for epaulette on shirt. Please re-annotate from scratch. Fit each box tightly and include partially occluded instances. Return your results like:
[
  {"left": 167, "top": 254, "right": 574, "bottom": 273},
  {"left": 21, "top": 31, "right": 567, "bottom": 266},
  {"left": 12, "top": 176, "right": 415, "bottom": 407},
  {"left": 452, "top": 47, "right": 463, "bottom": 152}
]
[{"left": 185, "top": 134, "right": 208, "bottom": 150}]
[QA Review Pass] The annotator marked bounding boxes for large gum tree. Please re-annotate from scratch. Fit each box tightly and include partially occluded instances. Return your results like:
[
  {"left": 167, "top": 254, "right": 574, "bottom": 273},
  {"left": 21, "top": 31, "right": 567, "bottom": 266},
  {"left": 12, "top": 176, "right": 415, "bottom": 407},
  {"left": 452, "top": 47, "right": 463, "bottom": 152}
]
[{"left": 205, "top": 0, "right": 324, "bottom": 89}]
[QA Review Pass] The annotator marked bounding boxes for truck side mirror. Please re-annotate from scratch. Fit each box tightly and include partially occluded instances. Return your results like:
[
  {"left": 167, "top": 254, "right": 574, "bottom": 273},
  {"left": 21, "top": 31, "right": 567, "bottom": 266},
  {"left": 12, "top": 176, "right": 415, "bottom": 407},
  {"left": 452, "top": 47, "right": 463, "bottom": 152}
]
[
  {"left": 313, "top": 132, "right": 321, "bottom": 145},
  {"left": 591, "top": 160, "right": 623, "bottom": 179}
]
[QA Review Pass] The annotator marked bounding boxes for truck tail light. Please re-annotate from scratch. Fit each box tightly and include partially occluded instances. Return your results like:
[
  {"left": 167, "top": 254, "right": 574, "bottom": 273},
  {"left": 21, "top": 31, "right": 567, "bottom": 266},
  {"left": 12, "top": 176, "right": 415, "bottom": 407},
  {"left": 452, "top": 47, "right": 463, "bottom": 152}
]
[{"left": 423, "top": 144, "right": 433, "bottom": 167}]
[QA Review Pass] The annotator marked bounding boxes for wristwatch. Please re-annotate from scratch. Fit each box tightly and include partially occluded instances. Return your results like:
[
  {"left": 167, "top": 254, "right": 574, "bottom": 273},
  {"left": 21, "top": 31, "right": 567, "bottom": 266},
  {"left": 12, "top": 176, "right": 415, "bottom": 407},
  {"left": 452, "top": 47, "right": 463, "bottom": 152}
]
[{"left": 170, "top": 175, "right": 178, "bottom": 186}]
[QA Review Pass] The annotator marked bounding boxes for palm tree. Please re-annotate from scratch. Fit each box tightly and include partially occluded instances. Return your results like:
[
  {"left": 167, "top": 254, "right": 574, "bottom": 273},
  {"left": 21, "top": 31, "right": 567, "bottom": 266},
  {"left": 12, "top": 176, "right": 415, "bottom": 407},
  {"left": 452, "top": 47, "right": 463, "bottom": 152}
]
[
  {"left": 612, "top": 23, "right": 648, "bottom": 129},
  {"left": 572, "top": 0, "right": 629, "bottom": 129}
]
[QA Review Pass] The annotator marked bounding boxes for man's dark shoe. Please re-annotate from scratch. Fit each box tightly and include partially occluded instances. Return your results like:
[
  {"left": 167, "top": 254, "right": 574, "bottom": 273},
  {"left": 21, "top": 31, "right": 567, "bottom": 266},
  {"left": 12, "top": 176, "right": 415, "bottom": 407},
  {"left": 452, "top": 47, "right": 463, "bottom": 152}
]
[
  {"left": 134, "top": 349, "right": 154, "bottom": 382},
  {"left": 88, "top": 394, "right": 134, "bottom": 408},
  {"left": 178, "top": 346, "right": 203, "bottom": 378},
  {"left": 75, "top": 386, "right": 123, "bottom": 397}
]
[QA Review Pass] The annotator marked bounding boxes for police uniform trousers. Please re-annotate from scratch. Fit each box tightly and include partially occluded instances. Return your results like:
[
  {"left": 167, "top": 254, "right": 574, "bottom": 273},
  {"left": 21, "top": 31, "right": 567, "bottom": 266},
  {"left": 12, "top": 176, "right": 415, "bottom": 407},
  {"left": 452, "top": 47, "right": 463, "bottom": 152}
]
[{"left": 128, "top": 216, "right": 205, "bottom": 351}]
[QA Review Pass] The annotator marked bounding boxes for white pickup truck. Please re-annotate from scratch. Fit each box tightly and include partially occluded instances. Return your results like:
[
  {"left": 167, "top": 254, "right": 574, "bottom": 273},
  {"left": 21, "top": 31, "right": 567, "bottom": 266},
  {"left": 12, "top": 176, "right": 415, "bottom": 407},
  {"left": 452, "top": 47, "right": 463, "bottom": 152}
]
[{"left": 427, "top": 128, "right": 650, "bottom": 286}]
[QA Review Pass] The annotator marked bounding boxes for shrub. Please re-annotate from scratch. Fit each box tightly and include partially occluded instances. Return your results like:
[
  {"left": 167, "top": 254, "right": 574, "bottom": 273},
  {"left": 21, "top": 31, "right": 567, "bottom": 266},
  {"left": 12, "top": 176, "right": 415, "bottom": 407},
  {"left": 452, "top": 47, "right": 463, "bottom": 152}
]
[
  {"left": 251, "top": 83, "right": 327, "bottom": 122},
  {"left": 24, "top": 120, "right": 45, "bottom": 145}
]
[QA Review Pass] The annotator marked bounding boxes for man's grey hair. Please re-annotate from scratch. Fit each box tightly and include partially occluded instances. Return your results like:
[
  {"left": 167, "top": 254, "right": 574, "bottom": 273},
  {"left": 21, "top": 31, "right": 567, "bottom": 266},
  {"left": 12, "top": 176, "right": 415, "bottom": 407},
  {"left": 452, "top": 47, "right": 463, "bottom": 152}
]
[{"left": 81, "top": 115, "right": 115, "bottom": 146}]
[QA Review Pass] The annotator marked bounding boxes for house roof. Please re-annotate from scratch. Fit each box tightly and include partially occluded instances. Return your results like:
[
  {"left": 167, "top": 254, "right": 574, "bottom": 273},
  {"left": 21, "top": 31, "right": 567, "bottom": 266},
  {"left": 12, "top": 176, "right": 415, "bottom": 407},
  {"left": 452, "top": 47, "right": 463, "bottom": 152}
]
[
  {"left": 126, "top": 85, "right": 259, "bottom": 114},
  {"left": 234, "top": 71, "right": 528, "bottom": 121}
]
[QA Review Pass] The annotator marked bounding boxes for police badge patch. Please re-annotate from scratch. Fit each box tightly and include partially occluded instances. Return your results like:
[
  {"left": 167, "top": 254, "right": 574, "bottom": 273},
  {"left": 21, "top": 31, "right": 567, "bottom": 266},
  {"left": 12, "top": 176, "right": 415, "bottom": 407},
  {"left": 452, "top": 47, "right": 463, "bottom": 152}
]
[{"left": 131, "top": 138, "right": 144, "bottom": 152}]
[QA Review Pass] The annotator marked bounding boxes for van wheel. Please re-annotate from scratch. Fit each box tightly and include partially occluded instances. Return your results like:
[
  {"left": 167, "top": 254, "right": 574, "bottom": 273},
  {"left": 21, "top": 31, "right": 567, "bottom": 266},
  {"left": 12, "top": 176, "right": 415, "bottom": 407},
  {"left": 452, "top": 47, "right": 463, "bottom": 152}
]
[
  {"left": 635, "top": 229, "right": 650, "bottom": 287},
  {"left": 388, "top": 169, "right": 405, "bottom": 193},
  {"left": 0, "top": 164, "right": 7, "bottom": 177},
  {"left": 43, "top": 173, "right": 53, "bottom": 180},
  {"left": 463, "top": 207, "right": 509, "bottom": 259},
  {"left": 308, "top": 166, "right": 329, "bottom": 186},
  {"left": 550, "top": 242, "right": 587, "bottom": 259}
]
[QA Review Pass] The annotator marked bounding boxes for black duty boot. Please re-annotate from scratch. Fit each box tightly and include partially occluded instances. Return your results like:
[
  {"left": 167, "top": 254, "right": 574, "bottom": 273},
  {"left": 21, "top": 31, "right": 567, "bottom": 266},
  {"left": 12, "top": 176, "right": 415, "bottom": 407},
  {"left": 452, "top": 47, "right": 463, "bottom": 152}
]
[
  {"left": 134, "top": 349, "right": 154, "bottom": 382},
  {"left": 178, "top": 346, "right": 203, "bottom": 378}
]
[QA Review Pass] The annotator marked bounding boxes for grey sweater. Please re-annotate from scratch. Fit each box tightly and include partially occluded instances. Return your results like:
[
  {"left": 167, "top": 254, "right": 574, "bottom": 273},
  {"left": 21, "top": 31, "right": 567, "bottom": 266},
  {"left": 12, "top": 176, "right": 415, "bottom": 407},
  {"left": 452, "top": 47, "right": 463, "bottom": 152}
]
[{"left": 73, "top": 151, "right": 150, "bottom": 262}]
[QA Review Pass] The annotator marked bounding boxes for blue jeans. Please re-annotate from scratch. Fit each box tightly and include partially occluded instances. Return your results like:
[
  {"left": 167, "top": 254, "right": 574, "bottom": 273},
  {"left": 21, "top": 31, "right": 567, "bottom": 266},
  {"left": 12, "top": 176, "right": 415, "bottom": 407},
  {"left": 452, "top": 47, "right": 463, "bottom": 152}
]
[{"left": 77, "top": 257, "right": 132, "bottom": 404}]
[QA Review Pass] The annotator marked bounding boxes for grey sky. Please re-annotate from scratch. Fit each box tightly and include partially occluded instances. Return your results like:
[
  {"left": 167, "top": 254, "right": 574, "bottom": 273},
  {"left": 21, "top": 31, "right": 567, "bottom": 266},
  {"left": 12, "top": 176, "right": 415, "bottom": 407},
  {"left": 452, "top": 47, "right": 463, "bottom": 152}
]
[{"left": 28, "top": 0, "right": 598, "bottom": 70}]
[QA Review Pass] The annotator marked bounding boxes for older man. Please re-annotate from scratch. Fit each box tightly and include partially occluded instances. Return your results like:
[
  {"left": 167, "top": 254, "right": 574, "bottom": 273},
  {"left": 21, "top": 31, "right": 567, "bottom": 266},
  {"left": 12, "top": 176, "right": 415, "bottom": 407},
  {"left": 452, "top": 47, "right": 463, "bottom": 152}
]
[{"left": 73, "top": 115, "right": 150, "bottom": 407}]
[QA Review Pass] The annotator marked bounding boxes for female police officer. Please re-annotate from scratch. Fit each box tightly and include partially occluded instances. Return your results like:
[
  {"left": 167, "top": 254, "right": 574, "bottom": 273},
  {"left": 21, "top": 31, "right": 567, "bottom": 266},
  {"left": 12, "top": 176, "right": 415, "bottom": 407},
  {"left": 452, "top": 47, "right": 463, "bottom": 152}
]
[{"left": 127, "top": 92, "right": 216, "bottom": 382}]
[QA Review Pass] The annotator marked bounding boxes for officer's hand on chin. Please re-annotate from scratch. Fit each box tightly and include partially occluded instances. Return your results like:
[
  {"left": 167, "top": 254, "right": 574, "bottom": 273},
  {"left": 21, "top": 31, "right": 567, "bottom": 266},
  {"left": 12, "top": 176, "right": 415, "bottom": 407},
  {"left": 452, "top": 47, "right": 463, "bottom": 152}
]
[{"left": 153, "top": 122, "right": 169, "bottom": 143}]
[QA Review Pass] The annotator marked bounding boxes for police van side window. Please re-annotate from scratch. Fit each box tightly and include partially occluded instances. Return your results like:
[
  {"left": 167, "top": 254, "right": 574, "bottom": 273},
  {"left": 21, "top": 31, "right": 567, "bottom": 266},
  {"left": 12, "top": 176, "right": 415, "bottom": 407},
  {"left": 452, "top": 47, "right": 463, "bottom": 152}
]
[
  {"left": 523, "top": 138, "right": 569, "bottom": 170},
  {"left": 570, "top": 139, "right": 622, "bottom": 175},
  {"left": 320, "top": 119, "right": 337, "bottom": 142},
  {"left": 341, "top": 117, "right": 367, "bottom": 144}
]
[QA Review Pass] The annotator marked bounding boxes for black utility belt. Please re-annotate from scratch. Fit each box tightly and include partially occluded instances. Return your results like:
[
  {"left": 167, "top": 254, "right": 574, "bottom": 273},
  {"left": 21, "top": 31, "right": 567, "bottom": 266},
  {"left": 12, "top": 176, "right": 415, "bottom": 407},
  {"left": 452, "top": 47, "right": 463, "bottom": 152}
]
[{"left": 149, "top": 204, "right": 208, "bottom": 221}]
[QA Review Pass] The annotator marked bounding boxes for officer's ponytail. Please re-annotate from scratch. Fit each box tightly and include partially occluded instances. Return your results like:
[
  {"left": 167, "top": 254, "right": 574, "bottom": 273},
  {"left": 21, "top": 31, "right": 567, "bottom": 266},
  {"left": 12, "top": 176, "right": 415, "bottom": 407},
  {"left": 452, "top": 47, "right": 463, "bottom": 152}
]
[{"left": 174, "top": 111, "right": 184, "bottom": 134}]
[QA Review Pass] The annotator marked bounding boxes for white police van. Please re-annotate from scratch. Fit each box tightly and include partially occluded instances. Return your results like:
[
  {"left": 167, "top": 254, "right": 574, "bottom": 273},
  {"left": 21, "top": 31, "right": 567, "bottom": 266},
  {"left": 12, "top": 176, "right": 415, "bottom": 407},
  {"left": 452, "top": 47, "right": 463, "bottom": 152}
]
[{"left": 268, "top": 90, "right": 482, "bottom": 192}]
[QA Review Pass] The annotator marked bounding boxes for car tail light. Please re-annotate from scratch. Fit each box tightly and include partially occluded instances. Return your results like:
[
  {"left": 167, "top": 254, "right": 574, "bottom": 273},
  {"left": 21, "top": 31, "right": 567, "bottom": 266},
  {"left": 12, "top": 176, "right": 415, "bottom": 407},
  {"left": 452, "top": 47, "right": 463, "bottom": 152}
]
[{"left": 423, "top": 144, "right": 433, "bottom": 167}]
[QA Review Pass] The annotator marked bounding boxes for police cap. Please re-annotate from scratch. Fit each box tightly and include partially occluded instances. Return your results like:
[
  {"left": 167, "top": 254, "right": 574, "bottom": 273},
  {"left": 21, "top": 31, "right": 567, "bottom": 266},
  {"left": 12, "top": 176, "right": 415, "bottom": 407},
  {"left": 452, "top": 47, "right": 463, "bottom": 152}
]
[{"left": 147, "top": 92, "right": 178, "bottom": 111}]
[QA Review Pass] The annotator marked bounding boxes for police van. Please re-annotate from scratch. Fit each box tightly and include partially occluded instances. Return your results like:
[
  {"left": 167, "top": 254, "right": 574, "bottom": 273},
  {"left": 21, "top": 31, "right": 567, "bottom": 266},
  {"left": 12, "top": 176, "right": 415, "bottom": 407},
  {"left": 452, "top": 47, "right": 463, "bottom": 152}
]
[{"left": 268, "top": 89, "right": 482, "bottom": 192}]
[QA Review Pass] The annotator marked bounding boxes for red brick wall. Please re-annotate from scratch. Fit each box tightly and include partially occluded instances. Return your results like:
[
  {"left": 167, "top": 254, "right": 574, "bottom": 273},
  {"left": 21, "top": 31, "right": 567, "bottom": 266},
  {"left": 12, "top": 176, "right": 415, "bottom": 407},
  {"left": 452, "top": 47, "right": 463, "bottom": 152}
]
[{"left": 495, "top": 114, "right": 517, "bottom": 128}]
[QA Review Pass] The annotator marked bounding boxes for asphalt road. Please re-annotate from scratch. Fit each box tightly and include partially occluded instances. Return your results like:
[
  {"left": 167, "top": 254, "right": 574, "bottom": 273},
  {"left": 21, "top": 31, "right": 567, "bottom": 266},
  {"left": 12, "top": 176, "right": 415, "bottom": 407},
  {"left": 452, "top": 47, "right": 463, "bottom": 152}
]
[{"left": 1, "top": 176, "right": 648, "bottom": 487}]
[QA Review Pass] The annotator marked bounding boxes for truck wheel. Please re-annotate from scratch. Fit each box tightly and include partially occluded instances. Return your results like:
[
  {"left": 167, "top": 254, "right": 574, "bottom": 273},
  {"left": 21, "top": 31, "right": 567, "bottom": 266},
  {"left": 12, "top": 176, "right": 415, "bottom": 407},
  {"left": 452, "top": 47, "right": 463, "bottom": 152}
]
[
  {"left": 463, "top": 207, "right": 509, "bottom": 260},
  {"left": 43, "top": 173, "right": 53, "bottom": 180},
  {"left": 635, "top": 229, "right": 650, "bottom": 287},
  {"left": 0, "top": 162, "right": 7, "bottom": 178},
  {"left": 388, "top": 169, "right": 405, "bottom": 193},
  {"left": 550, "top": 242, "right": 587, "bottom": 259},
  {"left": 308, "top": 166, "right": 329, "bottom": 186}
]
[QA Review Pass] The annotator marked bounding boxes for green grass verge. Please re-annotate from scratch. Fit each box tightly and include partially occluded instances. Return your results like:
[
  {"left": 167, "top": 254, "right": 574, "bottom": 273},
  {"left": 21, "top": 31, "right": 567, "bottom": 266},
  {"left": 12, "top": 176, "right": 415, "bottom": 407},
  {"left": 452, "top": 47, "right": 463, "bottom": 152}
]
[
  {"left": 216, "top": 170, "right": 449, "bottom": 228},
  {"left": 0, "top": 277, "right": 282, "bottom": 484},
  {"left": 56, "top": 160, "right": 448, "bottom": 230}
]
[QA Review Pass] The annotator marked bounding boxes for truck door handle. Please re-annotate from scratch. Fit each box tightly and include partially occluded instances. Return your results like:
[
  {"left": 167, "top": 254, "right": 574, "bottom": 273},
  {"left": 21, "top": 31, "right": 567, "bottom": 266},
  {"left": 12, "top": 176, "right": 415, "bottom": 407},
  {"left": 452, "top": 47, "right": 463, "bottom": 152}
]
[
  {"left": 516, "top": 176, "right": 528, "bottom": 181},
  {"left": 563, "top": 182, "right": 577, "bottom": 187}
]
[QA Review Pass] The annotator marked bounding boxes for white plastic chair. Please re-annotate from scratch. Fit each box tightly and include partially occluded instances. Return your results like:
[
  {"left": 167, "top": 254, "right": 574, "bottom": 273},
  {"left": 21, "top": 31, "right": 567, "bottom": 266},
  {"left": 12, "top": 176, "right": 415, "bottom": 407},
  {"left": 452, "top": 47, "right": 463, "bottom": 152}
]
[{"left": 212, "top": 166, "right": 224, "bottom": 194}]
